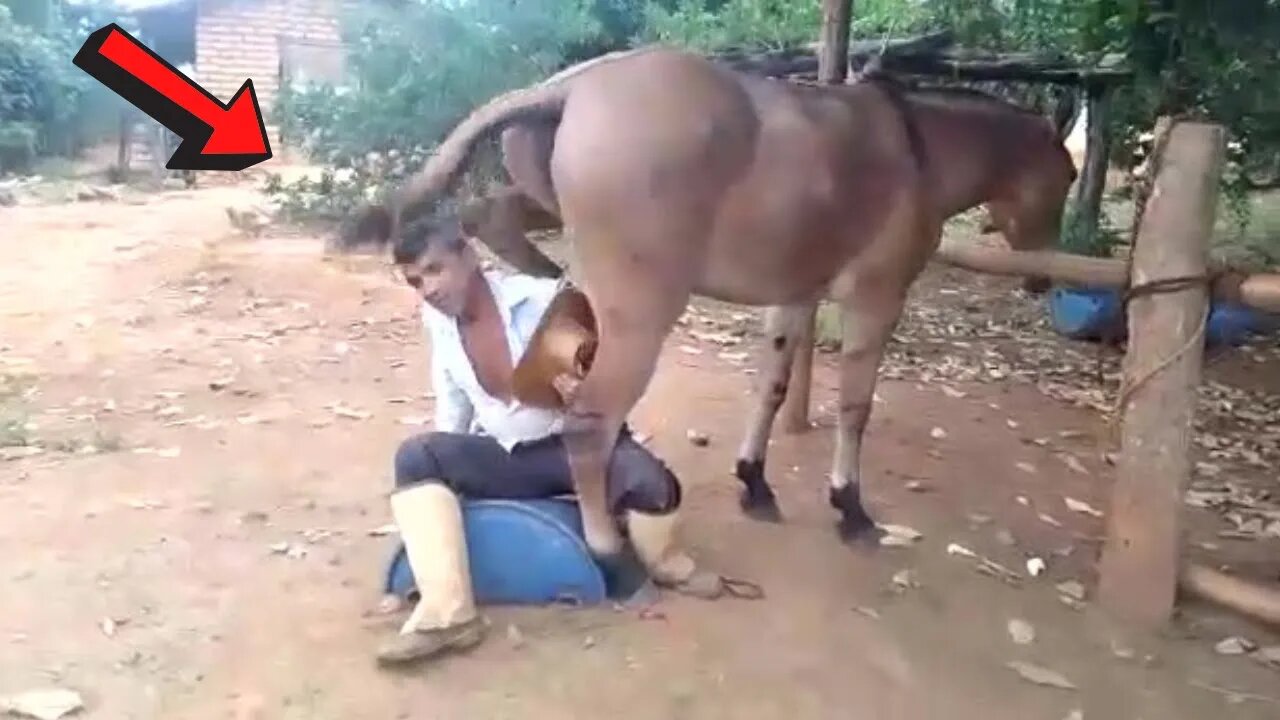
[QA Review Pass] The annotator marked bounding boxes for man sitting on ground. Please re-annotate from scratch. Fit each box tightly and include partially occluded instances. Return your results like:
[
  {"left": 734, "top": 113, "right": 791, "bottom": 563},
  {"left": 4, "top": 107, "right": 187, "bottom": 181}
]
[{"left": 375, "top": 216, "right": 734, "bottom": 668}]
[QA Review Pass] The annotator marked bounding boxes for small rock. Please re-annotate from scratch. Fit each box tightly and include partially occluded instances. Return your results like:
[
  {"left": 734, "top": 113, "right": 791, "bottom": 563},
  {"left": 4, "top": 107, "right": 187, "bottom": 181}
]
[
  {"left": 1064, "top": 497, "right": 1103, "bottom": 518},
  {"left": 1251, "top": 645, "right": 1280, "bottom": 668},
  {"left": 268, "top": 542, "right": 290, "bottom": 555},
  {"left": 686, "top": 429, "right": 709, "bottom": 447},
  {"left": 1015, "top": 462, "right": 1037, "bottom": 474},
  {"left": 1063, "top": 711, "right": 1083, "bottom": 720},
  {"left": 929, "top": 426, "right": 947, "bottom": 440},
  {"left": 1059, "top": 454, "right": 1088, "bottom": 475},
  {"left": 891, "top": 569, "right": 918, "bottom": 590},
  {"left": 1055, "top": 581, "right": 1086, "bottom": 601},
  {"left": 853, "top": 606, "right": 881, "bottom": 620},
  {"left": 240, "top": 511, "right": 270, "bottom": 525},
  {"left": 1007, "top": 618, "right": 1035, "bottom": 645},
  {"left": 506, "top": 624, "right": 525, "bottom": 649},
  {"left": 1037, "top": 513, "right": 1063, "bottom": 528},
  {"left": 946, "top": 543, "right": 977, "bottom": 559},
  {"left": 1110, "top": 640, "right": 1135, "bottom": 660},
  {"left": 878, "top": 524, "right": 922, "bottom": 547},
  {"left": 367, "top": 524, "right": 398, "bottom": 537},
  {"left": 1026, "top": 557, "right": 1046, "bottom": 577},
  {"left": 905, "top": 480, "right": 930, "bottom": 493},
  {"left": 0, "top": 688, "right": 84, "bottom": 719},
  {"left": 1006, "top": 660, "right": 1076, "bottom": 690},
  {"left": 995, "top": 529, "right": 1016, "bottom": 547},
  {"left": 1214, "top": 636, "right": 1256, "bottom": 656},
  {"left": 582, "top": 635, "right": 596, "bottom": 649}
]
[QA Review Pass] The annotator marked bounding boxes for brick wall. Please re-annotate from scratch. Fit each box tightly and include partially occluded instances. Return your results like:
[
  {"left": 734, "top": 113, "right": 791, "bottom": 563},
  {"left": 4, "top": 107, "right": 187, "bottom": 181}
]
[{"left": 194, "top": 0, "right": 352, "bottom": 153}]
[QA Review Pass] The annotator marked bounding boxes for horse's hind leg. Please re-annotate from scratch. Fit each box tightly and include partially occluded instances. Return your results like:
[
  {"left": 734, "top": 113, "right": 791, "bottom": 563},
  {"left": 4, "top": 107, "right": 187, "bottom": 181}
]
[{"left": 734, "top": 303, "right": 815, "bottom": 522}]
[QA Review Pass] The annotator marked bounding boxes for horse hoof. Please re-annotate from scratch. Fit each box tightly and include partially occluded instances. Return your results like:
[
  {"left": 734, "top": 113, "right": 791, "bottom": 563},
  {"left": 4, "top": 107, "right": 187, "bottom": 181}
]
[
  {"left": 735, "top": 459, "right": 783, "bottom": 523},
  {"left": 739, "top": 488, "right": 784, "bottom": 523},
  {"left": 829, "top": 484, "right": 879, "bottom": 547},
  {"left": 594, "top": 544, "right": 651, "bottom": 600}
]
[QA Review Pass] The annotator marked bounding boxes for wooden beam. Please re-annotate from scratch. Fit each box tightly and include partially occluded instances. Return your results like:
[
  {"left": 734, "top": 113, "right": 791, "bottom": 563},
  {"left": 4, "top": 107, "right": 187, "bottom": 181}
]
[
  {"left": 1097, "top": 121, "right": 1226, "bottom": 629},
  {"left": 779, "top": 0, "right": 852, "bottom": 433},
  {"left": 934, "top": 238, "right": 1280, "bottom": 315},
  {"left": 1238, "top": 273, "right": 1280, "bottom": 314},
  {"left": 713, "top": 31, "right": 954, "bottom": 78},
  {"left": 1180, "top": 563, "right": 1280, "bottom": 628},
  {"left": 934, "top": 238, "right": 1129, "bottom": 288},
  {"left": 876, "top": 52, "right": 1132, "bottom": 85}
]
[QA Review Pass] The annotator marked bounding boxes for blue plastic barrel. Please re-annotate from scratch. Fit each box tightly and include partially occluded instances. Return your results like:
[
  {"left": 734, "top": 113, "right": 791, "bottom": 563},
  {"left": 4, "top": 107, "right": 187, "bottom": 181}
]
[
  {"left": 382, "top": 497, "right": 609, "bottom": 607},
  {"left": 1048, "top": 286, "right": 1268, "bottom": 347},
  {"left": 1048, "top": 286, "right": 1124, "bottom": 341}
]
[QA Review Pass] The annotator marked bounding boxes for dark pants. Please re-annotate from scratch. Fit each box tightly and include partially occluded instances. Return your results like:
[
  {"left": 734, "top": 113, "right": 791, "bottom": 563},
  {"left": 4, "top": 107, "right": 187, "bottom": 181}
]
[{"left": 393, "top": 427, "right": 681, "bottom": 515}]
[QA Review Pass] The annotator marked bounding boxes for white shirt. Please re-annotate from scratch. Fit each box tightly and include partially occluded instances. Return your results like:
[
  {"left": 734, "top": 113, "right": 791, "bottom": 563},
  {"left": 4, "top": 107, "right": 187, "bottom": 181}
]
[{"left": 422, "top": 270, "right": 565, "bottom": 451}]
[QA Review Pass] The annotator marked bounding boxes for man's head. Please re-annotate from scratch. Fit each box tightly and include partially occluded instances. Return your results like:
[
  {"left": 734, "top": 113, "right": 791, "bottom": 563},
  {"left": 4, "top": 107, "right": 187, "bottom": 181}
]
[{"left": 393, "top": 215, "right": 481, "bottom": 318}]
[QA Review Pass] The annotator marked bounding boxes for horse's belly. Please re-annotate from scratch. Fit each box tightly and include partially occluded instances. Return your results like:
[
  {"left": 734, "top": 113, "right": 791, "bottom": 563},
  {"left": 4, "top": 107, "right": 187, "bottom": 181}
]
[
  {"left": 693, "top": 223, "right": 849, "bottom": 306},
  {"left": 691, "top": 170, "right": 857, "bottom": 305}
]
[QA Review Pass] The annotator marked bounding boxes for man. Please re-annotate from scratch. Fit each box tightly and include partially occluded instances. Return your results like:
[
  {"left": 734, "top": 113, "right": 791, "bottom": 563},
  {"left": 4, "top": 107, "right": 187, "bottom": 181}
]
[{"left": 376, "top": 215, "right": 740, "bottom": 668}]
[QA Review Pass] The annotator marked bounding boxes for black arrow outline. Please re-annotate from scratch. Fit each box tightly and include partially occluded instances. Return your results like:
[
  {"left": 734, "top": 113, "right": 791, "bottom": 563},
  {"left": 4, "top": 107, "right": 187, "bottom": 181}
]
[{"left": 72, "top": 23, "right": 272, "bottom": 171}]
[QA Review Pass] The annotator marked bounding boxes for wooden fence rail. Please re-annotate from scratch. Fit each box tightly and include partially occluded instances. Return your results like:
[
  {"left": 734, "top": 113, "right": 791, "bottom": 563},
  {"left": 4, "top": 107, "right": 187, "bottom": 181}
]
[{"left": 932, "top": 238, "right": 1280, "bottom": 314}]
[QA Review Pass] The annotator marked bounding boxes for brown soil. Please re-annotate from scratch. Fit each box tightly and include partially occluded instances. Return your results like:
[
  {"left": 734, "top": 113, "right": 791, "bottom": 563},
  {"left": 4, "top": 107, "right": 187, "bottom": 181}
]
[{"left": 1, "top": 178, "right": 1277, "bottom": 719}]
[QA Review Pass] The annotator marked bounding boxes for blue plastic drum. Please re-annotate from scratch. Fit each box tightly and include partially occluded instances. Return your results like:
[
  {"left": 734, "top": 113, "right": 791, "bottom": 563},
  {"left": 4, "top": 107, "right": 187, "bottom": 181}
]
[
  {"left": 382, "top": 497, "right": 609, "bottom": 607},
  {"left": 1048, "top": 286, "right": 1124, "bottom": 341},
  {"left": 1048, "top": 286, "right": 1268, "bottom": 347}
]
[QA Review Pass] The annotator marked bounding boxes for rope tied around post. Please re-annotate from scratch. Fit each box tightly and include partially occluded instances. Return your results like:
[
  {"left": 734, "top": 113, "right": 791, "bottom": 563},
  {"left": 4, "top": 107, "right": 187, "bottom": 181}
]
[{"left": 1106, "top": 272, "right": 1215, "bottom": 437}]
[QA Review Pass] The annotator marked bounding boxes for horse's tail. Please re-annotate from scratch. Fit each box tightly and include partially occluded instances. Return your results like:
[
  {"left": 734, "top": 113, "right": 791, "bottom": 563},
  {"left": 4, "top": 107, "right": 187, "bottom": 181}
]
[{"left": 393, "top": 46, "right": 668, "bottom": 223}]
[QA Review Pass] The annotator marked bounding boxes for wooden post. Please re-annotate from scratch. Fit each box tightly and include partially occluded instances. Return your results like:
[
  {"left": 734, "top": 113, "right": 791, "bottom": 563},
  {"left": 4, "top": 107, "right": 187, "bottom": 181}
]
[
  {"left": 781, "top": 303, "right": 818, "bottom": 432},
  {"left": 1067, "top": 81, "right": 1112, "bottom": 253},
  {"left": 779, "top": 0, "right": 852, "bottom": 433},
  {"left": 1097, "top": 121, "right": 1226, "bottom": 629}
]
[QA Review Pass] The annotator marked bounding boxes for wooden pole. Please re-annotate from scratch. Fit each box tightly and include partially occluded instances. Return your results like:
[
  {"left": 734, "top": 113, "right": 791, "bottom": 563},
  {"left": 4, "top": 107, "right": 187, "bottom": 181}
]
[
  {"left": 780, "top": 0, "right": 852, "bottom": 433},
  {"left": 781, "top": 303, "right": 818, "bottom": 432},
  {"left": 1067, "top": 81, "right": 1113, "bottom": 253},
  {"left": 934, "top": 238, "right": 1130, "bottom": 288},
  {"left": 1097, "top": 121, "right": 1226, "bottom": 629}
]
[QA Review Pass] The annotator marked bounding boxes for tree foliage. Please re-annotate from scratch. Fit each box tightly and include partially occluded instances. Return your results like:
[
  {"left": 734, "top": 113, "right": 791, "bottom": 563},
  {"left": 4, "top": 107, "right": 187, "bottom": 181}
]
[
  {"left": 269, "top": 0, "right": 1280, "bottom": 248},
  {"left": 0, "top": 0, "right": 137, "bottom": 174},
  {"left": 269, "top": 0, "right": 602, "bottom": 221}
]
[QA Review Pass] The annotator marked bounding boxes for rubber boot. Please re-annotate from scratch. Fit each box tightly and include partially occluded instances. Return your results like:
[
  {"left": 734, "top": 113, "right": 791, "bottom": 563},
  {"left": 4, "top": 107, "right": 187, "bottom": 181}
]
[
  {"left": 376, "top": 483, "right": 487, "bottom": 668},
  {"left": 625, "top": 509, "right": 729, "bottom": 600}
]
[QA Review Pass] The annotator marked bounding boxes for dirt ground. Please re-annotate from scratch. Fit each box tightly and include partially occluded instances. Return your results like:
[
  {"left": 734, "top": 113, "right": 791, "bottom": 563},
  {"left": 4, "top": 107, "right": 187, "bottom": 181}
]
[{"left": 2, "top": 176, "right": 1279, "bottom": 720}]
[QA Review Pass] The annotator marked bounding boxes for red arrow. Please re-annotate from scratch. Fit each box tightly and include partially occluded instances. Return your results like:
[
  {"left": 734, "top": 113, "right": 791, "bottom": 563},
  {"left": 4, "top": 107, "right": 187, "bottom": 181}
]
[{"left": 72, "top": 23, "right": 272, "bottom": 171}]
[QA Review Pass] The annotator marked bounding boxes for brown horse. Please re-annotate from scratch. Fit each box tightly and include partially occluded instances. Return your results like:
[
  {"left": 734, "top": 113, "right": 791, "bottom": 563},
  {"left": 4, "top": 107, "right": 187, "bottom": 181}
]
[{"left": 344, "top": 47, "right": 1076, "bottom": 578}]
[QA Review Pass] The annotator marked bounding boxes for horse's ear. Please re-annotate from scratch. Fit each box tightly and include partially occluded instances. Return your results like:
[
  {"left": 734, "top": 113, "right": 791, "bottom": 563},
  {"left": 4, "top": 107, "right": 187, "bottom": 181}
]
[{"left": 337, "top": 204, "right": 395, "bottom": 251}]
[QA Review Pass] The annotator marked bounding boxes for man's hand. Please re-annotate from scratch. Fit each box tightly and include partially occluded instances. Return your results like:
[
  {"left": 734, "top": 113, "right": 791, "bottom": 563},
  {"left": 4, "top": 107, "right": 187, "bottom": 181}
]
[{"left": 551, "top": 373, "right": 581, "bottom": 406}]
